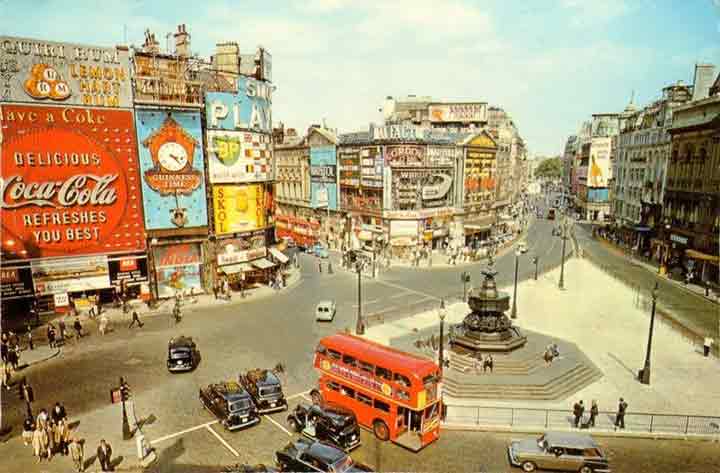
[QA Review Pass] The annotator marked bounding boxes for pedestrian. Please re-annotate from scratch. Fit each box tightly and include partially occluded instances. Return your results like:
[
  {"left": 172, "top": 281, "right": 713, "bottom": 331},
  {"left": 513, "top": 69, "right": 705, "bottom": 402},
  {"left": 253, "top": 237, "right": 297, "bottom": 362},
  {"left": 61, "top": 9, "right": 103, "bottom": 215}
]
[
  {"left": 615, "top": 397, "right": 628, "bottom": 430},
  {"left": 73, "top": 317, "right": 83, "bottom": 340},
  {"left": 99, "top": 313, "right": 109, "bottom": 335},
  {"left": 9, "top": 331, "right": 18, "bottom": 347},
  {"left": 47, "top": 324, "right": 56, "bottom": 348},
  {"left": 0, "top": 360, "right": 11, "bottom": 391},
  {"left": 703, "top": 336, "right": 714, "bottom": 357},
  {"left": 572, "top": 400, "right": 584, "bottom": 427},
  {"left": 32, "top": 424, "right": 49, "bottom": 463},
  {"left": 8, "top": 345, "right": 19, "bottom": 370},
  {"left": 36, "top": 409, "right": 49, "bottom": 431},
  {"left": 51, "top": 402, "right": 67, "bottom": 424},
  {"left": 22, "top": 415, "right": 34, "bottom": 446},
  {"left": 589, "top": 400, "right": 598, "bottom": 428},
  {"left": 282, "top": 272, "right": 287, "bottom": 287},
  {"left": 483, "top": 354, "right": 494, "bottom": 373},
  {"left": 54, "top": 419, "right": 68, "bottom": 455},
  {"left": 128, "top": 311, "right": 144, "bottom": 329},
  {"left": 27, "top": 324, "right": 34, "bottom": 351},
  {"left": 212, "top": 282, "right": 218, "bottom": 299},
  {"left": 473, "top": 354, "right": 483, "bottom": 374},
  {"left": 69, "top": 436, "right": 84, "bottom": 472},
  {"left": 0, "top": 340, "right": 6, "bottom": 363},
  {"left": 97, "top": 439, "right": 112, "bottom": 472},
  {"left": 58, "top": 319, "right": 66, "bottom": 342},
  {"left": 318, "top": 260, "right": 323, "bottom": 273}
]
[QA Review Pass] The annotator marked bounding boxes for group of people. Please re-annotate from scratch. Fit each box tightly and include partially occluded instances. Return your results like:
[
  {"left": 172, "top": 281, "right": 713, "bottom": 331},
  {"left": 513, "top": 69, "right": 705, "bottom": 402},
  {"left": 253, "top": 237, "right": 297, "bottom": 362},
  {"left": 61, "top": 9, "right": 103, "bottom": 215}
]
[
  {"left": 572, "top": 398, "right": 628, "bottom": 430},
  {"left": 1, "top": 331, "right": 22, "bottom": 389},
  {"left": 461, "top": 353, "right": 494, "bottom": 374},
  {"left": 543, "top": 342, "right": 560, "bottom": 364}
]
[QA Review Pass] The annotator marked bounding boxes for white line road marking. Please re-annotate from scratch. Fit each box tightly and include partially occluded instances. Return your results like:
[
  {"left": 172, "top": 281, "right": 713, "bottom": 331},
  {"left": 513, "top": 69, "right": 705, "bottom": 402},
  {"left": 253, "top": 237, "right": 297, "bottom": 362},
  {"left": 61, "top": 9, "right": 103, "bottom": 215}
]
[
  {"left": 390, "top": 292, "right": 410, "bottom": 299},
  {"left": 264, "top": 414, "right": 293, "bottom": 436},
  {"left": 374, "top": 280, "right": 440, "bottom": 301},
  {"left": 150, "top": 420, "right": 217, "bottom": 445},
  {"left": 205, "top": 424, "right": 240, "bottom": 457},
  {"left": 352, "top": 298, "right": 380, "bottom": 308},
  {"left": 287, "top": 390, "right": 311, "bottom": 400}
]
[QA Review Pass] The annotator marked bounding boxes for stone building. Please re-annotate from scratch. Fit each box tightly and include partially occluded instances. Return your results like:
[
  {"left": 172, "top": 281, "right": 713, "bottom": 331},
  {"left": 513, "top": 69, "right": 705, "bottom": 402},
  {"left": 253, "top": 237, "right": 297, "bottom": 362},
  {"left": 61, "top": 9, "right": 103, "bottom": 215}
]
[{"left": 661, "top": 93, "right": 720, "bottom": 287}]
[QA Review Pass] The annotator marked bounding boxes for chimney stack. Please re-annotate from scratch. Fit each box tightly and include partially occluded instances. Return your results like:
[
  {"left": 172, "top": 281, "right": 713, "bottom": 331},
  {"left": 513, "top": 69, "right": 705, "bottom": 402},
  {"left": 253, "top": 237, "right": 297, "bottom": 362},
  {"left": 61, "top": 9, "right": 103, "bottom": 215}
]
[
  {"left": 174, "top": 24, "right": 191, "bottom": 57},
  {"left": 143, "top": 29, "right": 160, "bottom": 54}
]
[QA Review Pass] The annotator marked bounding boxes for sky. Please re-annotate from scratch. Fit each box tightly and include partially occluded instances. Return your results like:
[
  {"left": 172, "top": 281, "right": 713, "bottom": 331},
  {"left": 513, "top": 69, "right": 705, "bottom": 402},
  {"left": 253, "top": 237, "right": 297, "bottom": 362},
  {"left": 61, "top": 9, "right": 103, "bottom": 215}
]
[{"left": 1, "top": 0, "right": 718, "bottom": 156}]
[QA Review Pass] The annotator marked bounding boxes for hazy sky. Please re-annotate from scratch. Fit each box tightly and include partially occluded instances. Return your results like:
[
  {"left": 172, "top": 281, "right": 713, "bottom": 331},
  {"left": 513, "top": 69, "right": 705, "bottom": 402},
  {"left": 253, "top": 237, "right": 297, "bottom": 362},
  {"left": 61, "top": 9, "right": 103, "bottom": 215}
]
[{"left": 1, "top": 0, "right": 718, "bottom": 155}]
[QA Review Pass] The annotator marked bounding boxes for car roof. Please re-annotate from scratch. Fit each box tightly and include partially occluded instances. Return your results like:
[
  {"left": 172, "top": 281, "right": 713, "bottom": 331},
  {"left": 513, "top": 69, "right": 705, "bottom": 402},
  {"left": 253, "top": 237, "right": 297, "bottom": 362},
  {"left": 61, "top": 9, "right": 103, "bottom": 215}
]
[
  {"left": 211, "top": 381, "right": 251, "bottom": 402},
  {"left": 317, "top": 300, "right": 334, "bottom": 307},
  {"left": 543, "top": 432, "right": 599, "bottom": 449},
  {"left": 169, "top": 336, "right": 194, "bottom": 348},
  {"left": 307, "top": 441, "right": 347, "bottom": 464},
  {"left": 255, "top": 370, "right": 281, "bottom": 387}
]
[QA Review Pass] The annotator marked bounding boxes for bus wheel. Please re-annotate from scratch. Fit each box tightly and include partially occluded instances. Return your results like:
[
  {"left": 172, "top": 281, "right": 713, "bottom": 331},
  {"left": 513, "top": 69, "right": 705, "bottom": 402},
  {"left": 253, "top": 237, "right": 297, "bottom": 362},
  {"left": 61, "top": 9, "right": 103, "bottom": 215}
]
[
  {"left": 310, "top": 389, "right": 322, "bottom": 405},
  {"left": 373, "top": 420, "right": 390, "bottom": 441}
]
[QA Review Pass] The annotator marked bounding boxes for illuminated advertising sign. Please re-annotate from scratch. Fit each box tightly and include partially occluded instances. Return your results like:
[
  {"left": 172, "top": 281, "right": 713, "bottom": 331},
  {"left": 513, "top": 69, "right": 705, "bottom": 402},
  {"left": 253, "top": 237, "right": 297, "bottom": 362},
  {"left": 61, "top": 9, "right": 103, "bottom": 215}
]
[
  {"left": 31, "top": 255, "right": 110, "bottom": 295},
  {"left": 310, "top": 146, "right": 338, "bottom": 210},
  {"left": 205, "top": 76, "right": 272, "bottom": 133},
  {"left": 207, "top": 130, "right": 272, "bottom": 183},
  {"left": 213, "top": 184, "right": 266, "bottom": 235},
  {"left": 152, "top": 243, "right": 203, "bottom": 299},
  {"left": 0, "top": 104, "right": 145, "bottom": 260},
  {"left": 426, "top": 146, "right": 460, "bottom": 167},
  {"left": 391, "top": 168, "right": 454, "bottom": 209},
  {"left": 135, "top": 109, "right": 208, "bottom": 230},
  {"left": 132, "top": 53, "right": 203, "bottom": 107},
  {"left": 588, "top": 137, "right": 611, "bottom": 188},
  {"left": 0, "top": 267, "right": 34, "bottom": 299},
  {"left": 0, "top": 36, "right": 133, "bottom": 108},
  {"left": 386, "top": 145, "right": 426, "bottom": 167}
]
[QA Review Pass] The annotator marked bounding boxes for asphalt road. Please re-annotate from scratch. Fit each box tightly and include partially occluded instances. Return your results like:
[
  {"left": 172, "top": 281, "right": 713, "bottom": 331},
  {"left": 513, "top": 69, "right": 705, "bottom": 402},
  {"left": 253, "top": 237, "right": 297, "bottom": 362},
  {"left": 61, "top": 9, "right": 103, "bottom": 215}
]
[{"left": 1, "top": 204, "right": 714, "bottom": 473}]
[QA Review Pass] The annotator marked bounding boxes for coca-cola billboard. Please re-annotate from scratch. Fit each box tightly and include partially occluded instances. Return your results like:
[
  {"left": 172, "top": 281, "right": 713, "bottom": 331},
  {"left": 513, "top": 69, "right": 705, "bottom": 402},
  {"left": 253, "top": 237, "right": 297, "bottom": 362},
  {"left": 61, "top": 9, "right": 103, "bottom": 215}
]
[{"left": 0, "top": 104, "right": 146, "bottom": 260}]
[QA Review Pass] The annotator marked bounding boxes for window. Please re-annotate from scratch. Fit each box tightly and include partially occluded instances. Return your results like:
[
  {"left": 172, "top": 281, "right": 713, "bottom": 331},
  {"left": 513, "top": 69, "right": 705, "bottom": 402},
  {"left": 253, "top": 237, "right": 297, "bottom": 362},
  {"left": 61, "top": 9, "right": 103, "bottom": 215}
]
[
  {"left": 342, "top": 354, "right": 357, "bottom": 367},
  {"left": 356, "top": 393, "right": 373, "bottom": 406},
  {"left": 566, "top": 448, "right": 584, "bottom": 456},
  {"left": 375, "top": 366, "right": 392, "bottom": 381},
  {"left": 326, "top": 381, "right": 340, "bottom": 391},
  {"left": 340, "top": 385, "right": 355, "bottom": 398},
  {"left": 327, "top": 349, "right": 341, "bottom": 360},
  {"left": 359, "top": 360, "right": 374, "bottom": 374},
  {"left": 397, "top": 390, "right": 410, "bottom": 401},
  {"left": 582, "top": 448, "right": 601, "bottom": 457},
  {"left": 393, "top": 373, "right": 411, "bottom": 388},
  {"left": 373, "top": 400, "right": 390, "bottom": 412}
]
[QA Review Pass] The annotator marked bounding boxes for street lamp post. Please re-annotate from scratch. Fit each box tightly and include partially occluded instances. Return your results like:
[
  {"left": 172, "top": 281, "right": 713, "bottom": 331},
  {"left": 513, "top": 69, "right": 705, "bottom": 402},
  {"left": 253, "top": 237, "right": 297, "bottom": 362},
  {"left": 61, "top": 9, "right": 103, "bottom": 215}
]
[
  {"left": 559, "top": 216, "right": 572, "bottom": 290},
  {"left": 438, "top": 299, "right": 446, "bottom": 376},
  {"left": 355, "top": 255, "right": 365, "bottom": 335},
  {"left": 639, "top": 283, "right": 659, "bottom": 385},
  {"left": 533, "top": 256, "right": 539, "bottom": 281},
  {"left": 511, "top": 249, "right": 520, "bottom": 319}
]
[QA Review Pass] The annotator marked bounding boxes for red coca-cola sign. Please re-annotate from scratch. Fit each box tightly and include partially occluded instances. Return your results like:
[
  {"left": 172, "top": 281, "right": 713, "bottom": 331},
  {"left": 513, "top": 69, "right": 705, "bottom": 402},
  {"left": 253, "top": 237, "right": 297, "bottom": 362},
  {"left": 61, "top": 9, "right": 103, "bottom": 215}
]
[{"left": 1, "top": 104, "right": 146, "bottom": 260}]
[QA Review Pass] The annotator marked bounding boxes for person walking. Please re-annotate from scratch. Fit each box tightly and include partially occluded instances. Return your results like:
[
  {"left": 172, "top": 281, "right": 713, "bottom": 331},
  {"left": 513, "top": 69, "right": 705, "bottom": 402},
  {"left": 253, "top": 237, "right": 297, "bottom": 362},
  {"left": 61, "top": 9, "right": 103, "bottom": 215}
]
[
  {"left": 99, "top": 313, "right": 109, "bottom": 335},
  {"left": 572, "top": 400, "right": 584, "bottom": 428},
  {"left": 32, "top": 424, "right": 49, "bottom": 463},
  {"left": 69, "top": 437, "right": 84, "bottom": 472},
  {"left": 0, "top": 360, "right": 11, "bottom": 391},
  {"left": 58, "top": 319, "right": 66, "bottom": 343},
  {"left": 589, "top": 400, "right": 598, "bottom": 428},
  {"left": 615, "top": 398, "right": 628, "bottom": 430},
  {"left": 97, "top": 439, "right": 112, "bottom": 472},
  {"left": 128, "top": 311, "right": 144, "bottom": 329},
  {"left": 51, "top": 402, "right": 67, "bottom": 424},
  {"left": 703, "top": 336, "right": 714, "bottom": 357},
  {"left": 73, "top": 318, "right": 83, "bottom": 340},
  {"left": 22, "top": 415, "right": 34, "bottom": 446},
  {"left": 54, "top": 419, "right": 69, "bottom": 456},
  {"left": 8, "top": 345, "right": 19, "bottom": 371},
  {"left": 47, "top": 324, "right": 56, "bottom": 349},
  {"left": 27, "top": 325, "right": 34, "bottom": 351},
  {"left": 0, "top": 339, "right": 6, "bottom": 363}
]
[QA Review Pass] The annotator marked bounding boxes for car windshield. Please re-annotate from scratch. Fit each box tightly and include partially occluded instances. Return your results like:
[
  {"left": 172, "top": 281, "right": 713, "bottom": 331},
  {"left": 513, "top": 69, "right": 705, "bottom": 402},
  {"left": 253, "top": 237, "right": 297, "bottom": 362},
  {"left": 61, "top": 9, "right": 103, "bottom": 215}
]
[
  {"left": 325, "top": 409, "right": 354, "bottom": 427},
  {"left": 170, "top": 350, "right": 190, "bottom": 359},
  {"left": 331, "top": 455, "right": 353, "bottom": 473},
  {"left": 259, "top": 385, "right": 281, "bottom": 396},
  {"left": 229, "top": 399, "right": 250, "bottom": 412}
]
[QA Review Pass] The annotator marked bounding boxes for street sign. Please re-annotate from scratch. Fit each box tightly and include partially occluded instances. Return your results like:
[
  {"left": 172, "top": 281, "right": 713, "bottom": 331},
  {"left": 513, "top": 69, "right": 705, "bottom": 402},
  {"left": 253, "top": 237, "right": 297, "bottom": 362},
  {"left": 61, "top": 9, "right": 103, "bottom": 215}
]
[{"left": 110, "top": 388, "right": 122, "bottom": 404}]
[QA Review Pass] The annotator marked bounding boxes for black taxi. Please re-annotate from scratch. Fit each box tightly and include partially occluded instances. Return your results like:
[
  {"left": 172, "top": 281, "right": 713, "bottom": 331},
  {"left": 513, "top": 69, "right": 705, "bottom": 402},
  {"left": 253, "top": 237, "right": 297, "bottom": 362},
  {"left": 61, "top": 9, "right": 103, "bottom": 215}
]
[
  {"left": 200, "top": 381, "right": 260, "bottom": 431},
  {"left": 286, "top": 402, "right": 361, "bottom": 451},
  {"left": 275, "top": 438, "right": 372, "bottom": 473},
  {"left": 239, "top": 369, "right": 288, "bottom": 414},
  {"left": 167, "top": 336, "right": 200, "bottom": 372}
]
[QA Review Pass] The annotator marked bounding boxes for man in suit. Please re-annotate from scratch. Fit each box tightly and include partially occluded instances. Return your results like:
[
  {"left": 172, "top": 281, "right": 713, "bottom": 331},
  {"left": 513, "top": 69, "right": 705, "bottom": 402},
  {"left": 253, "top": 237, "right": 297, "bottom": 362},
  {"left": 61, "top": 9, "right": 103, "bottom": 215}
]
[
  {"left": 615, "top": 398, "right": 628, "bottom": 430},
  {"left": 97, "top": 439, "right": 112, "bottom": 471},
  {"left": 572, "top": 400, "right": 584, "bottom": 428}
]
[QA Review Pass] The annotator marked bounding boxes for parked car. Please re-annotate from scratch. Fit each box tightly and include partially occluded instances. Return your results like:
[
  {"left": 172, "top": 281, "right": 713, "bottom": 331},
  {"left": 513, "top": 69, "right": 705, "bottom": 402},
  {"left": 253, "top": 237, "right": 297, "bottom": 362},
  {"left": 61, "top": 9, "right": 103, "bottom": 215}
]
[
  {"left": 508, "top": 432, "right": 611, "bottom": 473},
  {"left": 239, "top": 369, "right": 288, "bottom": 414},
  {"left": 312, "top": 243, "right": 329, "bottom": 258},
  {"left": 167, "top": 336, "right": 200, "bottom": 372},
  {"left": 223, "top": 464, "right": 278, "bottom": 473},
  {"left": 275, "top": 438, "right": 372, "bottom": 472},
  {"left": 286, "top": 402, "right": 361, "bottom": 451},
  {"left": 315, "top": 300, "right": 336, "bottom": 322},
  {"left": 518, "top": 241, "right": 528, "bottom": 254},
  {"left": 199, "top": 381, "right": 260, "bottom": 431}
]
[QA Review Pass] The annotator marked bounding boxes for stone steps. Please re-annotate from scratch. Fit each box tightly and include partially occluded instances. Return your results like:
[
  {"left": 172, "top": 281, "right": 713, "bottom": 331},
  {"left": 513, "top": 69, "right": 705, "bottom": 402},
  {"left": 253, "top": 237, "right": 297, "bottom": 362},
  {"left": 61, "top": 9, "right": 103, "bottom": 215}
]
[
  {"left": 449, "top": 350, "right": 554, "bottom": 375},
  {"left": 443, "top": 364, "right": 603, "bottom": 401}
]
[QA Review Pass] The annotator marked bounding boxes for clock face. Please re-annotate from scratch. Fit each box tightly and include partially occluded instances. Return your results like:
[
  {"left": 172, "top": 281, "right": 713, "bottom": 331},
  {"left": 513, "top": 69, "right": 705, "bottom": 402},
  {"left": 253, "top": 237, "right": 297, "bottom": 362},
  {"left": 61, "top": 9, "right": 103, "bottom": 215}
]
[{"left": 158, "top": 142, "right": 189, "bottom": 172}]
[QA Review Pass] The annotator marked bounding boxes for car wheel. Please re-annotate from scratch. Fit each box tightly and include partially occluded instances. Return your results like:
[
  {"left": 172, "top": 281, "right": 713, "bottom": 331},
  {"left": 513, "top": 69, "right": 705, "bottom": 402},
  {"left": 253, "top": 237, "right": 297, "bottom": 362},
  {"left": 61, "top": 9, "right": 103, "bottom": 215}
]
[
  {"left": 521, "top": 461, "right": 537, "bottom": 472},
  {"left": 310, "top": 389, "right": 322, "bottom": 405},
  {"left": 579, "top": 466, "right": 594, "bottom": 473},
  {"left": 373, "top": 420, "right": 390, "bottom": 441},
  {"left": 288, "top": 418, "right": 300, "bottom": 433}
]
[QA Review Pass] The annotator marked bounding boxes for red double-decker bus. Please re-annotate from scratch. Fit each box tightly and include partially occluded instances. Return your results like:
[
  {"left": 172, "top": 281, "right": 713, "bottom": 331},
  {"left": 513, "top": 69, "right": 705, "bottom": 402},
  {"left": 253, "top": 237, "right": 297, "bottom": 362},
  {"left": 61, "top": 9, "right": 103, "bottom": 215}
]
[{"left": 312, "top": 333, "right": 441, "bottom": 452}]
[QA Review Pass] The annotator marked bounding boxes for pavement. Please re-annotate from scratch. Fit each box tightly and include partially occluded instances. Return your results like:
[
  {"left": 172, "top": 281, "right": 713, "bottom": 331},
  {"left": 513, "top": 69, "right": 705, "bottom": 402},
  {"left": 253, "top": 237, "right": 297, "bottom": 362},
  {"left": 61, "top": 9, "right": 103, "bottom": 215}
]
[{"left": 363, "top": 257, "right": 720, "bottom": 421}]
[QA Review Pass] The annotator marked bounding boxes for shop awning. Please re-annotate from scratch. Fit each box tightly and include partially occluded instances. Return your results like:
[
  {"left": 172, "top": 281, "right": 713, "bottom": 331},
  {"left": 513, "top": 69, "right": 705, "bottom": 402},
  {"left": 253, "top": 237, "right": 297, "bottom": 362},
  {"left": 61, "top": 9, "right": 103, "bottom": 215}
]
[
  {"left": 269, "top": 248, "right": 289, "bottom": 263},
  {"left": 251, "top": 258, "right": 275, "bottom": 269},
  {"left": 685, "top": 249, "right": 720, "bottom": 263},
  {"left": 221, "top": 263, "right": 254, "bottom": 274}
]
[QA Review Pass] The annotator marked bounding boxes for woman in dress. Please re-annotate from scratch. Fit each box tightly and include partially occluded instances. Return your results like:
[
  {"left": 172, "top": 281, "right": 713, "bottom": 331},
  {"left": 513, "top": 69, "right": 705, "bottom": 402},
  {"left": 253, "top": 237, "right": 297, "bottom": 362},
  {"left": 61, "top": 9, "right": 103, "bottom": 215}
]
[{"left": 32, "top": 424, "right": 48, "bottom": 462}]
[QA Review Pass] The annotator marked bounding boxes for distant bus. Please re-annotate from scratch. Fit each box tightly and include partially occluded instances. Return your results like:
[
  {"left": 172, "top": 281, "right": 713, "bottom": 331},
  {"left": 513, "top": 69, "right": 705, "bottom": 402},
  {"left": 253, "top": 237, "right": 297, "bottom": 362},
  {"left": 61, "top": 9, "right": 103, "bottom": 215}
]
[{"left": 547, "top": 208, "right": 556, "bottom": 220}]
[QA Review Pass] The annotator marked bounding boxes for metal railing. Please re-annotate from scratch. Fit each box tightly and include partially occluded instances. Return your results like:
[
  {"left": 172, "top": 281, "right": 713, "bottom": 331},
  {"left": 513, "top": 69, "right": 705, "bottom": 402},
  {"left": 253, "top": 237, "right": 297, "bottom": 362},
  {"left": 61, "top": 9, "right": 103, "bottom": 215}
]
[
  {"left": 364, "top": 292, "right": 464, "bottom": 328},
  {"left": 444, "top": 405, "right": 720, "bottom": 436}
]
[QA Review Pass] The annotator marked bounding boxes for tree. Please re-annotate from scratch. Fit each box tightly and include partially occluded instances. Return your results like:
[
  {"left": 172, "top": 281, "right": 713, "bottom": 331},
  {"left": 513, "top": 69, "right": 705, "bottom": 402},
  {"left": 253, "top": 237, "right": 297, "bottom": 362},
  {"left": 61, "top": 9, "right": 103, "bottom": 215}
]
[{"left": 535, "top": 157, "right": 562, "bottom": 180}]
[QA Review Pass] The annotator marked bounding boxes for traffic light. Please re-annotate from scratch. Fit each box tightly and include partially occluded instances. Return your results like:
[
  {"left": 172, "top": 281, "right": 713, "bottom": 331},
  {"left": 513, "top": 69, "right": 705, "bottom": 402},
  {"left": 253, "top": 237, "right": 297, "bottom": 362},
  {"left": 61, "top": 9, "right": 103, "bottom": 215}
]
[
  {"left": 120, "top": 385, "right": 131, "bottom": 402},
  {"left": 532, "top": 257, "right": 538, "bottom": 265}
]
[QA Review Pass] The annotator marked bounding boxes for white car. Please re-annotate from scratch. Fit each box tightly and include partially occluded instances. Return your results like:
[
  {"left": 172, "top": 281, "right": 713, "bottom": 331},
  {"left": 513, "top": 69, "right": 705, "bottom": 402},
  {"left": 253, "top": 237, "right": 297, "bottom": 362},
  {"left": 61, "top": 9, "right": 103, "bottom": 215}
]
[
  {"left": 518, "top": 241, "right": 528, "bottom": 254},
  {"left": 315, "top": 300, "right": 336, "bottom": 322}
]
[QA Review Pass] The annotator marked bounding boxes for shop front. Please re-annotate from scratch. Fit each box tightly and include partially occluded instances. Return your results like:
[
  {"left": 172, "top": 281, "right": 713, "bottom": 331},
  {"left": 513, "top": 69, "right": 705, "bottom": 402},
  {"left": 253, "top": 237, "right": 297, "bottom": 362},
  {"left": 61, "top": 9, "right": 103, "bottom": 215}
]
[
  {"left": 152, "top": 243, "right": 204, "bottom": 299},
  {"left": 215, "top": 234, "right": 275, "bottom": 293},
  {"left": 462, "top": 214, "right": 494, "bottom": 246},
  {"left": 1, "top": 266, "right": 35, "bottom": 317}
]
